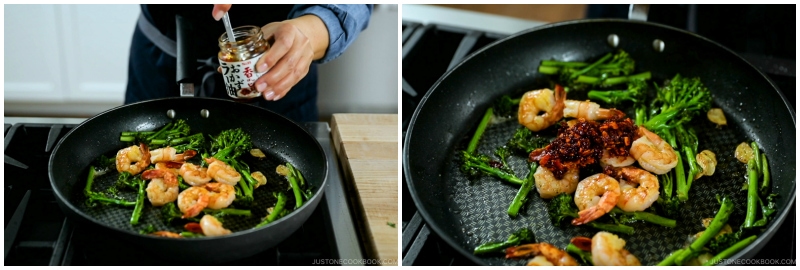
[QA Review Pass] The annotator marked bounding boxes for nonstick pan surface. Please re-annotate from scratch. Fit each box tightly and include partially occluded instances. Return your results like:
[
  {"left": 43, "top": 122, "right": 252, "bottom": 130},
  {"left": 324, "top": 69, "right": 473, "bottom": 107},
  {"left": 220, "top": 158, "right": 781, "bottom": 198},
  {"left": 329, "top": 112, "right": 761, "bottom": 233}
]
[
  {"left": 404, "top": 19, "right": 795, "bottom": 265},
  {"left": 49, "top": 97, "right": 328, "bottom": 263}
]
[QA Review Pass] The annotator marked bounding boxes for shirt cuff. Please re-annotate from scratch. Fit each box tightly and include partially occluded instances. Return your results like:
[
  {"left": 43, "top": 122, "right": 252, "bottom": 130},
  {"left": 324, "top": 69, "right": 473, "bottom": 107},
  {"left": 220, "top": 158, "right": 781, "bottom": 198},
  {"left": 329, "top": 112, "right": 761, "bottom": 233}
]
[{"left": 289, "top": 4, "right": 372, "bottom": 63}]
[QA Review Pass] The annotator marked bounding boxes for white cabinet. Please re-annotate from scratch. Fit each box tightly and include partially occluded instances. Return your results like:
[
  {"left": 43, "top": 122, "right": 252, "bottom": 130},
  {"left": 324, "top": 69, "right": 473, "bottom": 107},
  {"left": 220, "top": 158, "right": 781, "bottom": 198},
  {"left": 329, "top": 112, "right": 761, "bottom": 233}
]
[{"left": 4, "top": 4, "right": 139, "bottom": 116}]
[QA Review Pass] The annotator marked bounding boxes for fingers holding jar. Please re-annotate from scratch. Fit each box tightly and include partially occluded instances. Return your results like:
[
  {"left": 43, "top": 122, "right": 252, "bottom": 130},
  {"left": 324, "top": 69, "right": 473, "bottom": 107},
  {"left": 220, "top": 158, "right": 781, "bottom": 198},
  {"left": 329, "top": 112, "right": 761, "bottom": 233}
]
[{"left": 255, "top": 15, "right": 329, "bottom": 101}]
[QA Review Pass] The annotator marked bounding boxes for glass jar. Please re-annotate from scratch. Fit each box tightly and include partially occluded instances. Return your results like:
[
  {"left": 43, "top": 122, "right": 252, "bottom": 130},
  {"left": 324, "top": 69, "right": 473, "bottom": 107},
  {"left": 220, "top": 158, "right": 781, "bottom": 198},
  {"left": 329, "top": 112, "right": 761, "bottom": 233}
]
[{"left": 218, "top": 25, "right": 269, "bottom": 100}]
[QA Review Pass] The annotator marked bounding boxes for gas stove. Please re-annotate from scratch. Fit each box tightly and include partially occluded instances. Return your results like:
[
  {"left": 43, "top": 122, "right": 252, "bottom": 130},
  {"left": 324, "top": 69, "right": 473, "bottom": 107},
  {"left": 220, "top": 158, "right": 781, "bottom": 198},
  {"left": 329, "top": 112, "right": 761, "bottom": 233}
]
[
  {"left": 401, "top": 11, "right": 795, "bottom": 265},
  {"left": 4, "top": 119, "right": 364, "bottom": 265}
]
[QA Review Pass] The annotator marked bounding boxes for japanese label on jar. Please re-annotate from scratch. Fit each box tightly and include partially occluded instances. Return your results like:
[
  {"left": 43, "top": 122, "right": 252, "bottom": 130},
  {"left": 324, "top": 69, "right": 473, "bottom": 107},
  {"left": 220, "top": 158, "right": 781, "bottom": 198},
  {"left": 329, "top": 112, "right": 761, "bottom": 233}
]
[{"left": 219, "top": 58, "right": 265, "bottom": 99}]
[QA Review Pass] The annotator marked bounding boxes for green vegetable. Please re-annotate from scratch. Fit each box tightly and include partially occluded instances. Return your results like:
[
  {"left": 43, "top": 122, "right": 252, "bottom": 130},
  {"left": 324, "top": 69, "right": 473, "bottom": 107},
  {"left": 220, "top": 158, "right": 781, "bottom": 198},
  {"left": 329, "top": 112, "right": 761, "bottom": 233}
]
[
  {"left": 565, "top": 243, "right": 593, "bottom": 266},
  {"left": 643, "top": 74, "right": 712, "bottom": 134},
  {"left": 130, "top": 178, "right": 146, "bottom": 225},
  {"left": 210, "top": 128, "right": 256, "bottom": 205},
  {"left": 460, "top": 151, "right": 523, "bottom": 186},
  {"left": 138, "top": 224, "right": 157, "bottom": 235},
  {"left": 120, "top": 119, "right": 192, "bottom": 148},
  {"left": 180, "top": 231, "right": 204, "bottom": 238},
  {"left": 505, "top": 128, "right": 550, "bottom": 155},
  {"left": 587, "top": 77, "right": 648, "bottom": 107},
  {"left": 539, "top": 50, "right": 649, "bottom": 89},
  {"left": 84, "top": 166, "right": 136, "bottom": 207},
  {"left": 473, "top": 228, "right": 535, "bottom": 255},
  {"left": 161, "top": 202, "right": 185, "bottom": 224},
  {"left": 256, "top": 192, "right": 289, "bottom": 228},
  {"left": 703, "top": 235, "right": 757, "bottom": 266},
  {"left": 210, "top": 128, "right": 253, "bottom": 162},
  {"left": 507, "top": 162, "right": 538, "bottom": 218},
  {"left": 282, "top": 162, "right": 311, "bottom": 209},
  {"left": 467, "top": 107, "right": 494, "bottom": 154},
  {"left": 608, "top": 207, "right": 676, "bottom": 228},
  {"left": 493, "top": 95, "right": 521, "bottom": 118},
  {"left": 547, "top": 193, "right": 635, "bottom": 235},
  {"left": 670, "top": 196, "right": 734, "bottom": 265}
]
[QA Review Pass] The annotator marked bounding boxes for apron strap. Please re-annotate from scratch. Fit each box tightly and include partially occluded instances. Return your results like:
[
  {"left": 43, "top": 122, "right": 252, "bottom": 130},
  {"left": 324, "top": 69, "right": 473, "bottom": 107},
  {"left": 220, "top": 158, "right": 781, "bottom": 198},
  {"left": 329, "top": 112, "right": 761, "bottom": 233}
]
[{"left": 137, "top": 13, "right": 220, "bottom": 97}]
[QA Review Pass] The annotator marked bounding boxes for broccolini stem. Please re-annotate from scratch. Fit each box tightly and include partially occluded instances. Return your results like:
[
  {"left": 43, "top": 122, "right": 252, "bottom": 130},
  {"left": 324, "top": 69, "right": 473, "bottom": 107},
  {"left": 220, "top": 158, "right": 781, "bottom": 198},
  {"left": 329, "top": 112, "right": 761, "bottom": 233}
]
[
  {"left": 180, "top": 232, "right": 204, "bottom": 238},
  {"left": 674, "top": 196, "right": 734, "bottom": 264},
  {"left": 470, "top": 163, "right": 524, "bottom": 185},
  {"left": 585, "top": 222, "right": 634, "bottom": 235},
  {"left": 256, "top": 192, "right": 288, "bottom": 228},
  {"left": 570, "top": 53, "right": 612, "bottom": 79},
  {"left": 609, "top": 208, "right": 676, "bottom": 227},
  {"left": 760, "top": 154, "right": 770, "bottom": 197},
  {"left": 565, "top": 243, "right": 593, "bottom": 265},
  {"left": 203, "top": 208, "right": 252, "bottom": 216},
  {"left": 540, "top": 60, "right": 589, "bottom": 67},
  {"left": 634, "top": 105, "right": 647, "bottom": 126},
  {"left": 744, "top": 158, "right": 760, "bottom": 228},
  {"left": 473, "top": 241, "right": 511, "bottom": 255},
  {"left": 87, "top": 194, "right": 137, "bottom": 206},
  {"left": 467, "top": 108, "right": 494, "bottom": 154},
  {"left": 507, "top": 162, "right": 538, "bottom": 217},
  {"left": 751, "top": 142, "right": 762, "bottom": 172},
  {"left": 85, "top": 166, "right": 97, "bottom": 195},
  {"left": 702, "top": 235, "right": 757, "bottom": 266},
  {"left": 674, "top": 150, "right": 689, "bottom": 202},
  {"left": 287, "top": 171, "right": 304, "bottom": 209},
  {"left": 130, "top": 179, "right": 146, "bottom": 225},
  {"left": 146, "top": 122, "right": 173, "bottom": 141},
  {"left": 538, "top": 66, "right": 560, "bottom": 75}
]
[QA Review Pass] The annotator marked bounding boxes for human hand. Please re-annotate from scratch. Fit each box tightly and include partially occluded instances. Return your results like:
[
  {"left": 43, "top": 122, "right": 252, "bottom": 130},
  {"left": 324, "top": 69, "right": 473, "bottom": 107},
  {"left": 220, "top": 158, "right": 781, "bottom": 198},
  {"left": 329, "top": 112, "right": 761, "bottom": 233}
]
[
  {"left": 211, "top": 4, "right": 232, "bottom": 21},
  {"left": 254, "top": 15, "right": 329, "bottom": 101}
]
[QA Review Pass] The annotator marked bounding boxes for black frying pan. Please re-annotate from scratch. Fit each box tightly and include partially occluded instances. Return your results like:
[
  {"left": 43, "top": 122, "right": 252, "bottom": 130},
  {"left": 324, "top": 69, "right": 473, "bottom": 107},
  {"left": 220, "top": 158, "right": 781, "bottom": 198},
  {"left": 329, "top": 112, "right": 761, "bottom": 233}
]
[
  {"left": 404, "top": 19, "right": 795, "bottom": 265},
  {"left": 49, "top": 97, "right": 328, "bottom": 263}
]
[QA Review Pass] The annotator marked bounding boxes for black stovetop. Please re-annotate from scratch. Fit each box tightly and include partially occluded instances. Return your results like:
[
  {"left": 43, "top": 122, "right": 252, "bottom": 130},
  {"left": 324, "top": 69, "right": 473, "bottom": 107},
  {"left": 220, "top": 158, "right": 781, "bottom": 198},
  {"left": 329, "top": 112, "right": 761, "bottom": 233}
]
[
  {"left": 4, "top": 122, "right": 364, "bottom": 265},
  {"left": 401, "top": 16, "right": 795, "bottom": 266}
]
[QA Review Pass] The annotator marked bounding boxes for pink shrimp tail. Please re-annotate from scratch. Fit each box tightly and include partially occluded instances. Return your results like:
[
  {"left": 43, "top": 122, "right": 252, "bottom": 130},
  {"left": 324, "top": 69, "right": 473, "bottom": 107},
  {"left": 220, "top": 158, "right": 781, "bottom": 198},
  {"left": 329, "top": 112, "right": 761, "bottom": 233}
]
[{"left": 572, "top": 191, "right": 619, "bottom": 225}]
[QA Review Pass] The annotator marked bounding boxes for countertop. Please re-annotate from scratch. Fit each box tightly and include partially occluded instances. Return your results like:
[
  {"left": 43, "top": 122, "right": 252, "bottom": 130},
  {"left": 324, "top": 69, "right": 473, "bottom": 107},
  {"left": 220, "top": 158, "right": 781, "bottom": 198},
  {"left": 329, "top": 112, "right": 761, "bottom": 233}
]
[{"left": 330, "top": 114, "right": 399, "bottom": 265}]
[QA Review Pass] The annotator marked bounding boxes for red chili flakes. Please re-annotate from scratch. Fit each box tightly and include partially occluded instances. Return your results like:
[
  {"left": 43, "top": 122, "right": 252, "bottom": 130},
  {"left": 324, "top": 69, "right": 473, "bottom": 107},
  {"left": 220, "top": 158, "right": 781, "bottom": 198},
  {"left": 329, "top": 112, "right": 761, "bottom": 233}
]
[
  {"left": 530, "top": 119, "right": 603, "bottom": 179},
  {"left": 599, "top": 114, "right": 638, "bottom": 158}
]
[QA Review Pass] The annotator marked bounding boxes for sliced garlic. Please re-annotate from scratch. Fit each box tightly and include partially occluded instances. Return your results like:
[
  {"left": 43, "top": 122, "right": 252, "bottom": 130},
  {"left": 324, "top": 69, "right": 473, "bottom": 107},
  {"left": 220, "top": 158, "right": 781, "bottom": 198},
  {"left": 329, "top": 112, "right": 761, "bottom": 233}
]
[
  {"left": 695, "top": 150, "right": 717, "bottom": 179},
  {"left": 707, "top": 108, "right": 727, "bottom": 126},
  {"left": 734, "top": 142, "right": 754, "bottom": 164}
]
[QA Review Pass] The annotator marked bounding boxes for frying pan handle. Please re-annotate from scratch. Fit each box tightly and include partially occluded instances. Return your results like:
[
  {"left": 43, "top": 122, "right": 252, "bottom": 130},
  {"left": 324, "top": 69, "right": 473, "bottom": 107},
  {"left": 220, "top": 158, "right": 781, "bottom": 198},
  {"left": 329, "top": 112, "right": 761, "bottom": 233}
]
[
  {"left": 176, "top": 14, "right": 196, "bottom": 97},
  {"left": 628, "top": 4, "right": 650, "bottom": 21}
]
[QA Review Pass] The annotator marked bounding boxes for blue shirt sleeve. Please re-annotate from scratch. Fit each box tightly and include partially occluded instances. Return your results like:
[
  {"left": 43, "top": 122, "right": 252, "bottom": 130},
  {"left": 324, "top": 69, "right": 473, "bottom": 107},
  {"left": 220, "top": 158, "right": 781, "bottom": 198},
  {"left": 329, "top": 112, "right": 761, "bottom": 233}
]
[{"left": 289, "top": 4, "right": 373, "bottom": 63}]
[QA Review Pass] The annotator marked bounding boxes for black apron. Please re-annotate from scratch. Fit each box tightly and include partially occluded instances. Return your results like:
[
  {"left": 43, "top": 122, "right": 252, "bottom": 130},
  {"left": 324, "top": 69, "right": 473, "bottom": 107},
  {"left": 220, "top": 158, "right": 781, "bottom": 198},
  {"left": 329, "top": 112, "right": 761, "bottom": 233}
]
[{"left": 125, "top": 4, "right": 319, "bottom": 122}]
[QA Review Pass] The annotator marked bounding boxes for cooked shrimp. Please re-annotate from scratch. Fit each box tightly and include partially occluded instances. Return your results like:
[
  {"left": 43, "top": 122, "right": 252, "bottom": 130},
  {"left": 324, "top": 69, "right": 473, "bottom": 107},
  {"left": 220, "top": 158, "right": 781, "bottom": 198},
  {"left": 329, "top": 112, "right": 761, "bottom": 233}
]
[
  {"left": 505, "top": 243, "right": 579, "bottom": 266},
  {"left": 607, "top": 166, "right": 660, "bottom": 212},
  {"left": 205, "top": 157, "right": 241, "bottom": 186},
  {"left": 203, "top": 182, "right": 236, "bottom": 209},
  {"left": 178, "top": 187, "right": 209, "bottom": 218},
  {"left": 592, "top": 231, "right": 641, "bottom": 266},
  {"left": 629, "top": 127, "right": 678, "bottom": 174},
  {"left": 599, "top": 150, "right": 635, "bottom": 168},
  {"left": 563, "top": 100, "right": 621, "bottom": 121},
  {"left": 200, "top": 215, "right": 232, "bottom": 237},
  {"left": 142, "top": 169, "right": 178, "bottom": 186},
  {"left": 179, "top": 163, "right": 212, "bottom": 186},
  {"left": 150, "top": 147, "right": 197, "bottom": 163},
  {"left": 115, "top": 143, "right": 151, "bottom": 175},
  {"left": 534, "top": 166, "right": 579, "bottom": 199},
  {"left": 151, "top": 231, "right": 182, "bottom": 238},
  {"left": 142, "top": 169, "right": 179, "bottom": 206},
  {"left": 573, "top": 173, "right": 621, "bottom": 225},
  {"left": 155, "top": 161, "right": 181, "bottom": 176},
  {"left": 145, "top": 178, "right": 179, "bottom": 206},
  {"left": 517, "top": 85, "right": 566, "bottom": 132}
]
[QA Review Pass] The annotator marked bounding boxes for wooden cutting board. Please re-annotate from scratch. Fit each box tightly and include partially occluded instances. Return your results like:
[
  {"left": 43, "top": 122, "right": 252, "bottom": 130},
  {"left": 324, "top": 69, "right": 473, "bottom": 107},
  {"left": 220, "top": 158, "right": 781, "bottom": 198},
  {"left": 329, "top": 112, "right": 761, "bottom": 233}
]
[{"left": 330, "top": 114, "right": 398, "bottom": 265}]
